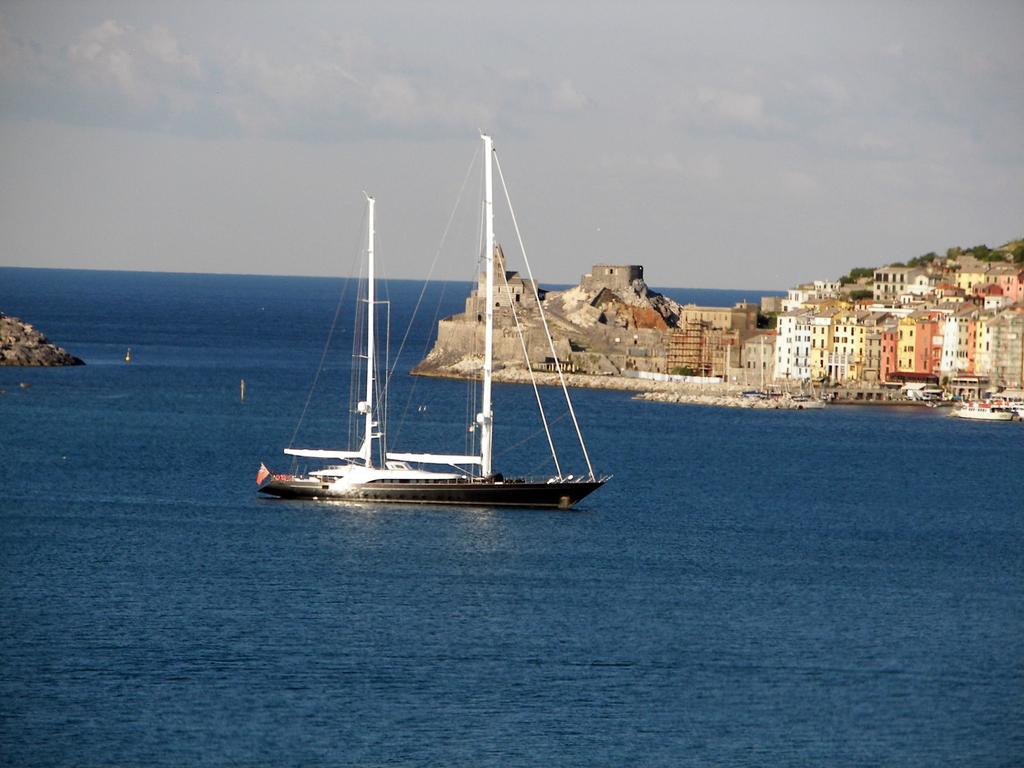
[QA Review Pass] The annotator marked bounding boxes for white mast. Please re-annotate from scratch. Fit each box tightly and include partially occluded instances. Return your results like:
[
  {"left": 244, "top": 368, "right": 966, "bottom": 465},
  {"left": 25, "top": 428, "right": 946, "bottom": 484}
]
[
  {"left": 361, "top": 194, "right": 376, "bottom": 466},
  {"left": 479, "top": 134, "right": 495, "bottom": 477}
]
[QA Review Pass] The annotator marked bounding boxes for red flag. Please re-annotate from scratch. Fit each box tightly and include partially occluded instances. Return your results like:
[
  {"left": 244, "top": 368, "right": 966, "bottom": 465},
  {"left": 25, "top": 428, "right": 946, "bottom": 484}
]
[{"left": 256, "top": 462, "right": 270, "bottom": 485}]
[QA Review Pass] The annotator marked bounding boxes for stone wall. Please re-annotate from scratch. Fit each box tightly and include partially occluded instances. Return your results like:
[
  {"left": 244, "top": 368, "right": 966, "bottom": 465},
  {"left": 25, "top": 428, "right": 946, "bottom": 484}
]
[{"left": 580, "top": 264, "right": 644, "bottom": 294}]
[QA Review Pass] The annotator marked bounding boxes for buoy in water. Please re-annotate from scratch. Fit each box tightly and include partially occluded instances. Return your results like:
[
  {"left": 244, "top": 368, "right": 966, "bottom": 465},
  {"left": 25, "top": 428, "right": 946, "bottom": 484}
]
[{"left": 125, "top": 347, "right": 132, "bottom": 363}]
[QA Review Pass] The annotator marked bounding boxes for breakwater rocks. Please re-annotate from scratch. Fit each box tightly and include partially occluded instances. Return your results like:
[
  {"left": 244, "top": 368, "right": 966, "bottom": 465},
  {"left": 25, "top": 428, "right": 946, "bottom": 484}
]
[
  {"left": 1, "top": 312, "right": 84, "bottom": 367},
  {"left": 414, "top": 364, "right": 675, "bottom": 393},
  {"left": 416, "top": 365, "right": 813, "bottom": 405},
  {"left": 414, "top": 365, "right": 922, "bottom": 410},
  {"left": 637, "top": 390, "right": 824, "bottom": 409}
]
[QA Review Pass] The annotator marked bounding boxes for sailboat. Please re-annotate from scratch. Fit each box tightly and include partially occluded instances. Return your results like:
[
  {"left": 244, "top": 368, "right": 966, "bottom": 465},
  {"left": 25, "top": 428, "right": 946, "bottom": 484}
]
[{"left": 258, "top": 135, "right": 607, "bottom": 509}]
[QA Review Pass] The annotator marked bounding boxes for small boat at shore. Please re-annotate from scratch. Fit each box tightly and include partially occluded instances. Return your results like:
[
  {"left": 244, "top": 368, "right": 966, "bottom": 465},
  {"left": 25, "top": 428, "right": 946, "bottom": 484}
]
[
  {"left": 789, "top": 394, "right": 825, "bottom": 409},
  {"left": 949, "top": 401, "right": 1018, "bottom": 421}
]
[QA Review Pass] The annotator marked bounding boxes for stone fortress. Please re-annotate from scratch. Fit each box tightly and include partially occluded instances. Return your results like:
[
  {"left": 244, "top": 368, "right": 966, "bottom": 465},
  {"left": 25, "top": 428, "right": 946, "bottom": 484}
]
[{"left": 413, "top": 247, "right": 758, "bottom": 379}]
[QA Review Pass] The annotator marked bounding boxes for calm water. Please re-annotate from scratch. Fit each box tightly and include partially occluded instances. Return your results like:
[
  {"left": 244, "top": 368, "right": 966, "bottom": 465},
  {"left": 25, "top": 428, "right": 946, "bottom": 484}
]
[{"left": 1, "top": 267, "right": 1021, "bottom": 767}]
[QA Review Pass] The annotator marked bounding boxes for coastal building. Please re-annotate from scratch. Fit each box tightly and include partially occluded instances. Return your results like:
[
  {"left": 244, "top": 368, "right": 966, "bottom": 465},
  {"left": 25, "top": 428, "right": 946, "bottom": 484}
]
[
  {"left": 939, "top": 317, "right": 957, "bottom": 377},
  {"left": 862, "top": 315, "right": 897, "bottom": 383},
  {"left": 897, "top": 315, "right": 918, "bottom": 373},
  {"left": 987, "top": 307, "right": 1024, "bottom": 387},
  {"left": 863, "top": 331, "right": 882, "bottom": 382},
  {"left": 911, "top": 310, "right": 946, "bottom": 376},
  {"left": 809, "top": 310, "right": 839, "bottom": 380},
  {"left": 580, "top": 264, "right": 644, "bottom": 294},
  {"left": 974, "top": 314, "right": 995, "bottom": 378},
  {"left": 781, "top": 281, "right": 841, "bottom": 312},
  {"left": 828, "top": 310, "right": 870, "bottom": 382},
  {"left": 676, "top": 303, "right": 758, "bottom": 335},
  {"left": 948, "top": 374, "right": 989, "bottom": 400},
  {"left": 903, "top": 272, "right": 937, "bottom": 299},
  {"left": 933, "top": 283, "right": 967, "bottom": 303},
  {"left": 873, "top": 266, "right": 925, "bottom": 302},
  {"left": 955, "top": 260, "right": 990, "bottom": 293},
  {"left": 880, "top": 323, "right": 899, "bottom": 382},
  {"left": 774, "top": 310, "right": 812, "bottom": 382},
  {"left": 464, "top": 245, "right": 546, "bottom": 319},
  {"left": 741, "top": 331, "right": 776, "bottom": 385},
  {"left": 987, "top": 265, "right": 1024, "bottom": 304},
  {"left": 667, "top": 323, "right": 739, "bottom": 377},
  {"left": 979, "top": 285, "right": 1010, "bottom": 311}
]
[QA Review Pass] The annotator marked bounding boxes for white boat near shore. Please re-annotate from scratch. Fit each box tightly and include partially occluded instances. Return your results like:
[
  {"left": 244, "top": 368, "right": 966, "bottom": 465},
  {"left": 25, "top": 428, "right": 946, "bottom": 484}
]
[{"left": 949, "top": 401, "right": 1018, "bottom": 422}]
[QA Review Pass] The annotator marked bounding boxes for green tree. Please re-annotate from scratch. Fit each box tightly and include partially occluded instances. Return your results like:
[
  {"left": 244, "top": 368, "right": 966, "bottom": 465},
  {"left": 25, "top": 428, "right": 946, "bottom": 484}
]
[
  {"left": 907, "top": 252, "right": 938, "bottom": 268},
  {"left": 838, "top": 266, "right": 875, "bottom": 284}
]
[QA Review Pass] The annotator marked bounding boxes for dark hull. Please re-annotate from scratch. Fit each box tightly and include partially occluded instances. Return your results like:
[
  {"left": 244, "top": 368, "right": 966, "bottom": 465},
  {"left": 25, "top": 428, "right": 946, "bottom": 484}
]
[{"left": 259, "top": 478, "right": 606, "bottom": 509}]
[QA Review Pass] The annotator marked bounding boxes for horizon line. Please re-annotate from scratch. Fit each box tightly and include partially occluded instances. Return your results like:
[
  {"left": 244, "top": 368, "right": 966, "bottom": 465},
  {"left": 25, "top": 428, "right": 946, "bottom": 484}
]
[{"left": 0, "top": 264, "right": 787, "bottom": 295}]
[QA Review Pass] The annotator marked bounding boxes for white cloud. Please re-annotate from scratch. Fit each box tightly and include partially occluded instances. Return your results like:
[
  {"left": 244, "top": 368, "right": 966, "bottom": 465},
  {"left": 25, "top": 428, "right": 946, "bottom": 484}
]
[
  {"left": 598, "top": 150, "right": 722, "bottom": 183},
  {"left": 548, "top": 78, "right": 588, "bottom": 112},
  {"left": 695, "top": 86, "right": 766, "bottom": 127},
  {"left": 0, "top": 16, "right": 587, "bottom": 140},
  {"left": 67, "top": 20, "right": 201, "bottom": 112}
]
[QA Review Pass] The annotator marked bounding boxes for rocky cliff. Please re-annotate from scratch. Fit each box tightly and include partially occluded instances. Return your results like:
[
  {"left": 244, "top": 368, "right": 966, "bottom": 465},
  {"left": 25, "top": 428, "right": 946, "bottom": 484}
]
[
  {"left": 1, "top": 312, "right": 84, "bottom": 366},
  {"left": 414, "top": 258, "right": 684, "bottom": 378}
]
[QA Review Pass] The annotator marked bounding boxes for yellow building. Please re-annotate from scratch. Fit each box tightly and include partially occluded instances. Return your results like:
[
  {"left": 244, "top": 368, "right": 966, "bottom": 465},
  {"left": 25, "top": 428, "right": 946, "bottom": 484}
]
[
  {"left": 808, "top": 310, "right": 839, "bottom": 380},
  {"left": 975, "top": 314, "right": 994, "bottom": 377},
  {"left": 955, "top": 266, "right": 990, "bottom": 293},
  {"left": 829, "top": 310, "right": 868, "bottom": 381}
]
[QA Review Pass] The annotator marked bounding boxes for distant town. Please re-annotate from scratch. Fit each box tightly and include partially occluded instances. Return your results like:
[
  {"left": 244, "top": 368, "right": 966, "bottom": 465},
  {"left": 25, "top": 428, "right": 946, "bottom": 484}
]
[
  {"left": 756, "top": 239, "right": 1024, "bottom": 399},
  {"left": 416, "top": 238, "right": 1024, "bottom": 403}
]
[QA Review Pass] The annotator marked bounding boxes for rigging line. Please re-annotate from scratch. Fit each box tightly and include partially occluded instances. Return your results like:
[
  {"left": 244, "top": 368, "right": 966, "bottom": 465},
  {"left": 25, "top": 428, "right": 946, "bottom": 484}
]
[
  {"left": 348, "top": 248, "right": 367, "bottom": 450},
  {"left": 387, "top": 147, "right": 480, "bottom": 447},
  {"left": 288, "top": 202, "right": 368, "bottom": 456},
  {"left": 467, "top": 192, "right": 486, "bottom": 469},
  {"left": 372, "top": 226, "right": 390, "bottom": 464},
  {"left": 494, "top": 408, "right": 571, "bottom": 461},
  {"left": 387, "top": 203, "right": 484, "bottom": 449},
  {"left": 493, "top": 152, "right": 596, "bottom": 480},
  {"left": 526, "top": 453, "right": 561, "bottom": 478},
  {"left": 386, "top": 145, "right": 480, "bottom": 386},
  {"left": 382, "top": 299, "right": 391, "bottom": 461},
  {"left": 499, "top": 257, "right": 562, "bottom": 478},
  {"left": 467, "top": 243, "right": 484, "bottom": 465}
]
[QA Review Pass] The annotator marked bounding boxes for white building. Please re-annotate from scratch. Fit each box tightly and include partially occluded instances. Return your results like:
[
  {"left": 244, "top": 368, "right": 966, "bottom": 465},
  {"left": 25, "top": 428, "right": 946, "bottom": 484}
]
[
  {"left": 781, "top": 281, "right": 842, "bottom": 312},
  {"left": 775, "top": 310, "right": 812, "bottom": 381},
  {"left": 873, "top": 266, "right": 925, "bottom": 301},
  {"left": 939, "top": 317, "right": 960, "bottom": 375}
]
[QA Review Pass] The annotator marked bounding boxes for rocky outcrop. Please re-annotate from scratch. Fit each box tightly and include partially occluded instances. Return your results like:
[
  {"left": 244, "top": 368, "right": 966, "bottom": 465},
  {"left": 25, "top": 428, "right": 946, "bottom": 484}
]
[
  {"left": 1, "top": 312, "right": 84, "bottom": 366},
  {"left": 415, "top": 258, "right": 684, "bottom": 378}
]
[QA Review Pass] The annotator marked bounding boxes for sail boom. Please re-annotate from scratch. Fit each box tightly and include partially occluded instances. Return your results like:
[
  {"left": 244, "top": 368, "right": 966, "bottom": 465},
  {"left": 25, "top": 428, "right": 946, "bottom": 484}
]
[
  {"left": 386, "top": 452, "right": 482, "bottom": 466},
  {"left": 285, "top": 448, "right": 364, "bottom": 460}
]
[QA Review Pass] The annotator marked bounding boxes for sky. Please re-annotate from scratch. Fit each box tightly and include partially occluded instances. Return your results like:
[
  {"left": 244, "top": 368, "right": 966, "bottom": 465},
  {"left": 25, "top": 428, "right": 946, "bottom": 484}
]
[{"left": 0, "top": 1, "right": 1021, "bottom": 290}]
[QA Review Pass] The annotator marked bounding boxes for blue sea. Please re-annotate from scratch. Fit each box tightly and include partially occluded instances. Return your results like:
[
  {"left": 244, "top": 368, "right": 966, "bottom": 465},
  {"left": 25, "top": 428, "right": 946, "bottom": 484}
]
[{"left": 1, "top": 267, "right": 1021, "bottom": 767}]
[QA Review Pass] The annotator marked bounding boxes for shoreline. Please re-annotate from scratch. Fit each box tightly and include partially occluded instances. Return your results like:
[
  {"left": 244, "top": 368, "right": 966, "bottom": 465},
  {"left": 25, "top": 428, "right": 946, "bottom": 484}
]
[{"left": 411, "top": 366, "right": 937, "bottom": 409}]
